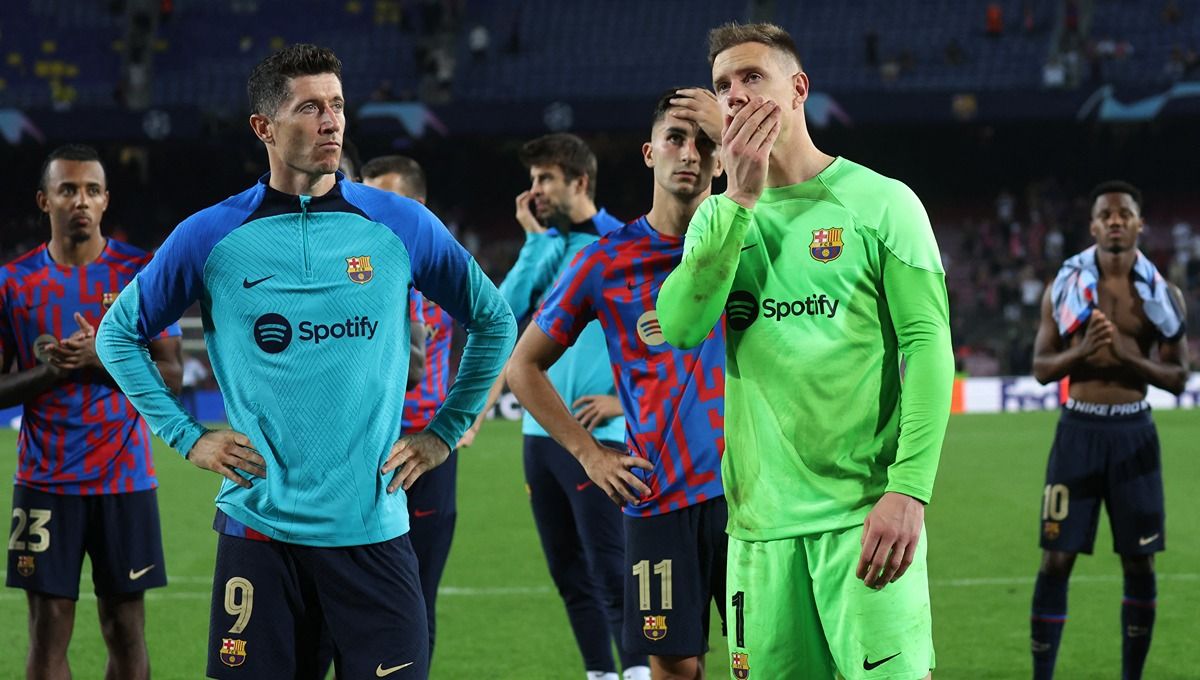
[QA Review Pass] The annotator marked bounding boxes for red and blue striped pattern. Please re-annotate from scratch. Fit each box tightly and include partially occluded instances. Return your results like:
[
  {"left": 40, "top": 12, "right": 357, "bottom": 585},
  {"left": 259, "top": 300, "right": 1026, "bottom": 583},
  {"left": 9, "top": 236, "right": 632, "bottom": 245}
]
[
  {"left": 535, "top": 217, "right": 725, "bottom": 517},
  {"left": 402, "top": 293, "right": 453, "bottom": 433},
  {"left": 0, "top": 241, "right": 178, "bottom": 495}
]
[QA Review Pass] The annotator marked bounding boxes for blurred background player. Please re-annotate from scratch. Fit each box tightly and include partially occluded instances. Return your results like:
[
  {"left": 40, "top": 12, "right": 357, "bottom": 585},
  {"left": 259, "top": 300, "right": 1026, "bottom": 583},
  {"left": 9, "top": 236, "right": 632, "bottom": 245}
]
[
  {"left": 94, "top": 44, "right": 516, "bottom": 679},
  {"left": 362, "top": 154, "right": 460, "bottom": 665},
  {"left": 180, "top": 353, "right": 209, "bottom": 418},
  {"left": 1, "top": 144, "right": 182, "bottom": 680},
  {"left": 1030, "top": 180, "right": 1188, "bottom": 680},
  {"left": 508, "top": 90, "right": 728, "bottom": 680},
  {"left": 467, "top": 132, "right": 649, "bottom": 680},
  {"left": 658, "top": 22, "right": 954, "bottom": 680},
  {"left": 337, "top": 136, "right": 363, "bottom": 182}
]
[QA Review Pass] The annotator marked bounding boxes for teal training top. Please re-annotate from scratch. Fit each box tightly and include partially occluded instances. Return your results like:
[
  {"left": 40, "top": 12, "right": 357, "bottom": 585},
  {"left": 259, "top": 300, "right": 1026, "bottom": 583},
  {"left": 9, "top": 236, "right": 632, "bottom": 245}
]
[
  {"left": 96, "top": 174, "right": 516, "bottom": 546},
  {"left": 498, "top": 211, "right": 625, "bottom": 443}
]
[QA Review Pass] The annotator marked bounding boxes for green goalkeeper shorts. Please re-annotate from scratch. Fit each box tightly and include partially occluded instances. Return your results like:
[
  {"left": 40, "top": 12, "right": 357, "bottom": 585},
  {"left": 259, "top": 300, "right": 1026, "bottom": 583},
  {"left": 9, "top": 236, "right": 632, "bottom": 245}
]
[{"left": 725, "top": 524, "right": 934, "bottom": 680}]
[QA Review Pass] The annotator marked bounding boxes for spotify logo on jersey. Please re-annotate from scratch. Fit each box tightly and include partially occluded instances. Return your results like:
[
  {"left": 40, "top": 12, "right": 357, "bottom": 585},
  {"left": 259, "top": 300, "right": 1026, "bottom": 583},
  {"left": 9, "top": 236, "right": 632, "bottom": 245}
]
[
  {"left": 636, "top": 310, "right": 666, "bottom": 346},
  {"left": 253, "top": 313, "right": 293, "bottom": 353},
  {"left": 253, "top": 312, "right": 379, "bottom": 353},
  {"left": 725, "top": 291, "right": 760, "bottom": 331},
  {"left": 726, "top": 290, "right": 842, "bottom": 332}
]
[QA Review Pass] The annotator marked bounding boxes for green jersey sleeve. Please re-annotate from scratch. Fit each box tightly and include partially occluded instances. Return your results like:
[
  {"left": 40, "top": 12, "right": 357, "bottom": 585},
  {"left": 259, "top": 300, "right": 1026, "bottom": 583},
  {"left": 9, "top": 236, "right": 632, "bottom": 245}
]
[
  {"left": 658, "top": 194, "right": 752, "bottom": 349},
  {"left": 869, "top": 179, "right": 951, "bottom": 502},
  {"left": 881, "top": 250, "right": 953, "bottom": 502}
]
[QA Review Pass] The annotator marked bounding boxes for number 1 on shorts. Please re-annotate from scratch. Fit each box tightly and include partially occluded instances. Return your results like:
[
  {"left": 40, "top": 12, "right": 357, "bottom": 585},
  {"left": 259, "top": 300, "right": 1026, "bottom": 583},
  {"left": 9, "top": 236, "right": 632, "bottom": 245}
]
[{"left": 731, "top": 590, "right": 746, "bottom": 648}]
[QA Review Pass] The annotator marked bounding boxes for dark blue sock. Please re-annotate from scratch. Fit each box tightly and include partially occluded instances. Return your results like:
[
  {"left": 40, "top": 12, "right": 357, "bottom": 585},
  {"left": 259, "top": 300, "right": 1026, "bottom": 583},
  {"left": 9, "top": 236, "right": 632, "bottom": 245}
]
[
  {"left": 1121, "top": 572, "right": 1156, "bottom": 680},
  {"left": 1031, "top": 572, "right": 1069, "bottom": 680}
]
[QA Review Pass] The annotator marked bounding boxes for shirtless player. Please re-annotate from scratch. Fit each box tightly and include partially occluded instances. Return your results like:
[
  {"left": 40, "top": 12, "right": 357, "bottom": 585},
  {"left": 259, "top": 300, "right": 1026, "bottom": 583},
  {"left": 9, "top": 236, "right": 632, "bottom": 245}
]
[{"left": 1029, "top": 180, "right": 1189, "bottom": 680}]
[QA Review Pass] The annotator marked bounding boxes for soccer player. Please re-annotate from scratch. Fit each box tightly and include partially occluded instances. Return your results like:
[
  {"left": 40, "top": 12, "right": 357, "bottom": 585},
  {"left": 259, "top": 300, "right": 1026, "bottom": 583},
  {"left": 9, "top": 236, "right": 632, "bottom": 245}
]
[
  {"left": 657, "top": 23, "right": 954, "bottom": 680},
  {"left": 2, "top": 144, "right": 182, "bottom": 680},
  {"left": 362, "top": 154, "right": 460, "bottom": 661},
  {"left": 508, "top": 91, "right": 727, "bottom": 680},
  {"left": 337, "top": 136, "right": 363, "bottom": 182},
  {"left": 1029, "top": 181, "right": 1188, "bottom": 680},
  {"left": 469, "top": 133, "right": 649, "bottom": 680},
  {"left": 94, "top": 45, "right": 516, "bottom": 679}
]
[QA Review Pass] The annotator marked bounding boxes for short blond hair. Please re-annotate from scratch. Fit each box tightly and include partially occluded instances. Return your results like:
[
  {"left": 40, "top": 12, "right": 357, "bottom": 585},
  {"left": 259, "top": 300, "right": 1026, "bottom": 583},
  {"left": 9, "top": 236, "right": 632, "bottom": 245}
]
[{"left": 707, "top": 22, "right": 803, "bottom": 70}]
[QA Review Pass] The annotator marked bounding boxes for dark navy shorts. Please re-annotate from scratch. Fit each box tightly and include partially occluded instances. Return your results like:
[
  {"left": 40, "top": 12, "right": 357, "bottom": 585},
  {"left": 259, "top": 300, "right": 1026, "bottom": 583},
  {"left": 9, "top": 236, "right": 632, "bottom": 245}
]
[
  {"left": 622, "top": 496, "right": 728, "bottom": 657},
  {"left": 206, "top": 530, "right": 428, "bottom": 679},
  {"left": 1039, "top": 400, "right": 1165, "bottom": 555},
  {"left": 6, "top": 485, "right": 166, "bottom": 600}
]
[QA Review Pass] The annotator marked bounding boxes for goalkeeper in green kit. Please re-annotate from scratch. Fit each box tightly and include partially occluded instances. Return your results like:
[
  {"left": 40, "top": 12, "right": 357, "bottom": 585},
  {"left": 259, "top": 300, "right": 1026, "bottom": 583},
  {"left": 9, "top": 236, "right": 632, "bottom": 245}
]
[{"left": 658, "top": 22, "right": 954, "bottom": 680}]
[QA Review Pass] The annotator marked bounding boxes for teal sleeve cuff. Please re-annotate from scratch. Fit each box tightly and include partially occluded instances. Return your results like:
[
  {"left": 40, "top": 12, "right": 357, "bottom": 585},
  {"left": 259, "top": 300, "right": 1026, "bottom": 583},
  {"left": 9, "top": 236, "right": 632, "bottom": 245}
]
[
  {"left": 428, "top": 262, "right": 518, "bottom": 445},
  {"left": 175, "top": 424, "right": 211, "bottom": 460}
]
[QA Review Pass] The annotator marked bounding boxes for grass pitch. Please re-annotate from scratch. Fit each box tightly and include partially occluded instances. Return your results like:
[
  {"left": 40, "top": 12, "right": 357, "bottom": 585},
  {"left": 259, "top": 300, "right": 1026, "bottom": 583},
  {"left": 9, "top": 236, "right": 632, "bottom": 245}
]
[{"left": 1, "top": 410, "right": 1197, "bottom": 678}]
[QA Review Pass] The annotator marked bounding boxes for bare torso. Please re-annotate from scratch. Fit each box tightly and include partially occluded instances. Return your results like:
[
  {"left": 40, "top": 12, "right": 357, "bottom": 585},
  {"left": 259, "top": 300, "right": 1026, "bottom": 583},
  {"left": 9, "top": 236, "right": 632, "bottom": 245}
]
[{"left": 1067, "top": 273, "right": 1156, "bottom": 403}]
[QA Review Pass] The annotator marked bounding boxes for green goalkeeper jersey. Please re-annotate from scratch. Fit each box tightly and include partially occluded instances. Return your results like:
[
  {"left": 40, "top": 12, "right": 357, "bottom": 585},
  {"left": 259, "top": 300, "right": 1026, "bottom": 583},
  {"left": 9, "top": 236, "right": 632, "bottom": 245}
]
[{"left": 657, "top": 157, "right": 953, "bottom": 541}]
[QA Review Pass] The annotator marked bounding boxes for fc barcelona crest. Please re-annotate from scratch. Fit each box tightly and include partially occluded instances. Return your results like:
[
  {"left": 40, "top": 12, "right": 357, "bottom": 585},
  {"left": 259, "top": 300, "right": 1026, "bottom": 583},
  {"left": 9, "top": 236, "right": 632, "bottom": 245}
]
[
  {"left": 345, "top": 256, "right": 374, "bottom": 284},
  {"left": 219, "top": 638, "right": 247, "bottom": 667},
  {"left": 16, "top": 555, "right": 35, "bottom": 577},
  {"left": 643, "top": 615, "right": 668, "bottom": 641},
  {"left": 731, "top": 651, "right": 750, "bottom": 679},
  {"left": 102, "top": 291, "right": 118, "bottom": 309},
  {"left": 809, "top": 228, "right": 843, "bottom": 263},
  {"left": 1043, "top": 521, "right": 1060, "bottom": 541}
]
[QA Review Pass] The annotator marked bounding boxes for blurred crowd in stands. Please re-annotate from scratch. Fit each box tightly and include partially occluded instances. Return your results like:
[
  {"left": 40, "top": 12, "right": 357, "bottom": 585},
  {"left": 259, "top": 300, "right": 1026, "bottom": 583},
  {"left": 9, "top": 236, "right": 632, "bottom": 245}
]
[{"left": 4, "top": 170, "right": 1196, "bottom": 379}]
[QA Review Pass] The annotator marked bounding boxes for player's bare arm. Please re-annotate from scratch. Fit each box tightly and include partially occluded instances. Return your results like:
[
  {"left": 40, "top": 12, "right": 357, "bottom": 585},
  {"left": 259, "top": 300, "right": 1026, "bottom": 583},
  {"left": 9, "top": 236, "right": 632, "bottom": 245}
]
[
  {"left": 149, "top": 335, "right": 183, "bottom": 394},
  {"left": 1032, "top": 286, "right": 1115, "bottom": 384},
  {"left": 0, "top": 342, "right": 65, "bottom": 408},
  {"left": 407, "top": 320, "right": 426, "bottom": 391},
  {"left": 44, "top": 312, "right": 105, "bottom": 372},
  {"left": 507, "top": 325, "right": 652, "bottom": 505},
  {"left": 1106, "top": 285, "right": 1189, "bottom": 394},
  {"left": 187, "top": 430, "right": 267, "bottom": 489},
  {"left": 381, "top": 430, "right": 450, "bottom": 493},
  {"left": 51, "top": 312, "right": 184, "bottom": 394}
]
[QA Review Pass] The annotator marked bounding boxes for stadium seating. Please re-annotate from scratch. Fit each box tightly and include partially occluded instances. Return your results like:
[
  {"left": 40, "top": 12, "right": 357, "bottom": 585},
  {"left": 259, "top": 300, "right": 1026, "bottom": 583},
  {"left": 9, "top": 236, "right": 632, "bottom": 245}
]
[{"left": 4, "top": 0, "right": 1197, "bottom": 111}]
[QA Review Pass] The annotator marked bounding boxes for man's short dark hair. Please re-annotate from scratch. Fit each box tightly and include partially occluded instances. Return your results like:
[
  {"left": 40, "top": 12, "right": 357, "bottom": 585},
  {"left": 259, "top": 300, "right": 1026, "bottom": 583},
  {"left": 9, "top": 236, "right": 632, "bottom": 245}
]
[
  {"left": 39, "top": 144, "right": 106, "bottom": 191},
  {"left": 361, "top": 155, "right": 427, "bottom": 201},
  {"left": 707, "top": 21, "right": 803, "bottom": 70},
  {"left": 1089, "top": 180, "right": 1143, "bottom": 215},
  {"left": 247, "top": 44, "right": 342, "bottom": 117},
  {"left": 518, "top": 133, "right": 597, "bottom": 200}
]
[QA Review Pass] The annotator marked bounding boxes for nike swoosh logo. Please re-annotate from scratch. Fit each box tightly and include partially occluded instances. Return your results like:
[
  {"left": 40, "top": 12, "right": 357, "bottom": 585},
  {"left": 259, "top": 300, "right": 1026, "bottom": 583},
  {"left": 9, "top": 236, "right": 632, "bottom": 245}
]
[
  {"left": 129, "top": 565, "right": 156, "bottom": 580},
  {"left": 576, "top": 480, "right": 594, "bottom": 492},
  {"left": 413, "top": 509, "right": 437, "bottom": 518},
  {"left": 376, "top": 662, "right": 414, "bottom": 676},
  {"left": 863, "top": 652, "right": 901, "bottom": 670},
  {"left": 741, "top": 243, "right": 758, "bottom": 252},
  {"left": 1138, "top": 533, "right": 1160, "bottom": 546},
  {"left": 242, "top": 275, "right": 275, "bottom": 289}
]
